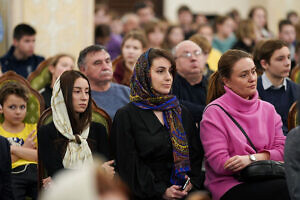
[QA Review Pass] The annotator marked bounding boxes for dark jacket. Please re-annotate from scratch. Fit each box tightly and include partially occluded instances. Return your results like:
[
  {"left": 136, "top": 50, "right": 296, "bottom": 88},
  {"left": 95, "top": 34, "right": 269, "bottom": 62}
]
[
  {"left": 0, "top": 136, "right": 14, "bottom": 200},
  {"left": 110, "top": 103, "right": 204, "bottom": 200},
  {"left": 40, "top": 84, "right": 52, "bottom": 109},
  {"left": 0, "top": 46, "right": 44, "bottom": 78},
  {"left": 285, "top": 126, "right": 300, "bottom": 200},
  {"left": 172, "top": 74, "right": 208, "bottom": 124},
  {"left": 37, "top": 122, "right": 109, "bottom": 177}
]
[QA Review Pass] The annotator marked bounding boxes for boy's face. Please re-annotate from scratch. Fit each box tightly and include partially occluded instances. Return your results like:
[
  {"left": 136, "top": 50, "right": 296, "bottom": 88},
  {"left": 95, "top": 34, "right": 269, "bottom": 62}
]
[
  {"left": 13, "top": 35, "right": 36, "bottom": 58},
  {"left": 279, "top": 25, "right": 296, "bottom": 45},
  {"left": 262, "top": 46, "right": 291, "bottom": 79},
  {"left": 1, "top": 94, "right": 27, "bottom": 126}
]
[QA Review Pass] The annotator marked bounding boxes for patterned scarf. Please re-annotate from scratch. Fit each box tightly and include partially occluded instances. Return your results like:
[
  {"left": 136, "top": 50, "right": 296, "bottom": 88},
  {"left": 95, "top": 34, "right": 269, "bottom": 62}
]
[
  {"left": 130, "top": 48, "right": 190, "bottom": 185},
  {"left": 51, "top": 77, "right": 93, "bottom": 169}
]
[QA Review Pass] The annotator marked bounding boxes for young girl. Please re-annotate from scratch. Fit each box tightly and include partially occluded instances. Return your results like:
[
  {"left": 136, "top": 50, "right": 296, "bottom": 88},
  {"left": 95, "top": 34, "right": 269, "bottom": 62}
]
[
  {"left": 113, "top": 30, "right": 147, "bottom": 86},
  {"left": 0, "top": 82, "right": 38, "bottom": 200},
  {"left": 38, "top": 70, "right": 114, "bottom": 187}
]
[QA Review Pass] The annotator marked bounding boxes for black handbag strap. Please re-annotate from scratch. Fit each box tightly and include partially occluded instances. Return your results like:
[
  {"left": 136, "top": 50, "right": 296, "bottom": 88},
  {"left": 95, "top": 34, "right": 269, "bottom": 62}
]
[{"left": 205, "top": 104, "right": 258, "bottom": 153}]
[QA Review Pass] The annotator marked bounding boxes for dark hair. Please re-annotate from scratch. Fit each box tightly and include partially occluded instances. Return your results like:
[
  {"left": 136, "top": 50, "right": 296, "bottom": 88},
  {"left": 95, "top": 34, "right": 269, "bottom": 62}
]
[
  {"left": 255, "top": 39, "right": 289, "bottom": 64},
  {"left": 59, "top": 70, "right": 92, "bottom": 135},
  {"left": 177, "top": 5, "right": 192, "bottom": 15},
  {"left": 77, "top": 45, "right": 107, "bottom": 69},
  {"left": 121, "top": 30, "right": 148, "bottom": 50},
  {"left": 278, "top": 19, "right": 294, "bottom": 32},
  {"left": 144, "top": 21, "right": 163, "bottom": 36},
  {"left": 0, "top": 82, "right": 29, "bottom": 105},
  {"left": 134, "top": 2, "right": 152, "bottom": 13},
  {"left": 207, "top": 50, "right": 252, "bottom": 103},
  {"left": 148, "top": 48, "right": 176, "bottom": 77},
  {"left": 163, "top": 25, "right": 183, "bottom": 50},
  {"left": 95, "top": 24, "right": 111, "bottom": 39},
  {"left": 13, "top": 23, "right": 36, "bottom": 40},
  {"left": 252, "top": 40, "right": 266, "bottom": 76},
  {"left": 214, "top": 15, "right": 231, "bottom": 32},
  {"left": 287, "top": 11, "right": 298, "bottom": 20}
]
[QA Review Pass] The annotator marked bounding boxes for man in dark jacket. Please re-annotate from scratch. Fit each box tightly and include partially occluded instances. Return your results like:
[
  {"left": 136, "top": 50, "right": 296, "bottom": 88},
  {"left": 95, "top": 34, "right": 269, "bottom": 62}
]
[{"left": 0, "top": 23, "right": 44, "bottom": 78}]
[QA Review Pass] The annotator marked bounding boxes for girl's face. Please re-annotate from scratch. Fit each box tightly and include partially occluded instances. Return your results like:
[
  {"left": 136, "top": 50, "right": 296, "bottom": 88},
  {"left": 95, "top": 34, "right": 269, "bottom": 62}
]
[
  {"left": 148, "top": 27, "right": 164, "bottom": 47},
  {"left": 49, "top": 56, "right": 75, "bottom": 82},
  {"left": 223, "top": 57, "right": 257, "bottom": 99},
  {"left": 1, "top": 94, "right": 27, "bottom": 126},
  {"left": 252, "top": 8, "right": 266, "bottom": 29},
  {"left": 168, "top": 27, "right": 184, "bottom": 47},
  {"left": 122, "top": 38, "right": 144, "bottom": 66},
  {"left": 150, "top": 57, "right": 173, "bottom": 95},
  {"left": 72, "top": 77, "right": 89, "bottom": 114},
  {"left": 218, "top": 18, "right": 235, "bottom": 38}
]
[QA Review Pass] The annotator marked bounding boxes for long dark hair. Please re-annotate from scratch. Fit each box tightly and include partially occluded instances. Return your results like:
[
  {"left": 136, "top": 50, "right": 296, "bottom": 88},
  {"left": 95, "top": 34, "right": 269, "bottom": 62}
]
[
  {"left": 59, "top": 70, "right": 92, "bottom": 134},
  {"left": 207, "top": 49, "right": 252, "bottom": 104}
]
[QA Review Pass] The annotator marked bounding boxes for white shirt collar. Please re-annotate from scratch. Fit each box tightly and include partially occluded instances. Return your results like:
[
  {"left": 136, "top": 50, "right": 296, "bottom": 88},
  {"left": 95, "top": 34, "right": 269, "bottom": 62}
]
[{"left": 261, "top": 72, "right": 287, "bottom": 91}]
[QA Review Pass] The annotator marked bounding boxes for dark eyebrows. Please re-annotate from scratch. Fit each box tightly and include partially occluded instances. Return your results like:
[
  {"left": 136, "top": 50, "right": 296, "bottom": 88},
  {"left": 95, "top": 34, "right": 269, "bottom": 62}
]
[{"left": 240, "top": 66, "right": 256, "bottom": 74}]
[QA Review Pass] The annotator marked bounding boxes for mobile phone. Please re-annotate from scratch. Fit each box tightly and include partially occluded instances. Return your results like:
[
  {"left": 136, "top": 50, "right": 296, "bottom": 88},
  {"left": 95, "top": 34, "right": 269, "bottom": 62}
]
[{"left": 182, "top": 177, "right": 190, "bottom": 190}]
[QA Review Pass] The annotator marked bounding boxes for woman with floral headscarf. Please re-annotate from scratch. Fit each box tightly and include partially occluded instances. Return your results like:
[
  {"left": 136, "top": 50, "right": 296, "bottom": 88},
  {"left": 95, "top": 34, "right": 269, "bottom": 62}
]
[{"left": 110, "top": 48, "right": 205, "bottom": 200}]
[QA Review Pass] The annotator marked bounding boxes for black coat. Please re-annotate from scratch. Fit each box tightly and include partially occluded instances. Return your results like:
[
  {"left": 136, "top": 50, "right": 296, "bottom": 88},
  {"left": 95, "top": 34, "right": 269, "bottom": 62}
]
[
  {"left": 110, "top": 103, "right": 204, "bottom": 200},
  {"left": 0, "top": 136, "right": 14, "bottom": 200},
  {"left": 38, "top": 122, "right": 109, "bottom": 177}
]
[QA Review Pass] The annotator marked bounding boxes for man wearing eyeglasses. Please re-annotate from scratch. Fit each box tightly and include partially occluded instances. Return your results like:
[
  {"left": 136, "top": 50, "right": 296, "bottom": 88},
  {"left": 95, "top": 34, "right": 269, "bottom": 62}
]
[{"left": 172, "top": 40, "right": 208, "bottom": 125}]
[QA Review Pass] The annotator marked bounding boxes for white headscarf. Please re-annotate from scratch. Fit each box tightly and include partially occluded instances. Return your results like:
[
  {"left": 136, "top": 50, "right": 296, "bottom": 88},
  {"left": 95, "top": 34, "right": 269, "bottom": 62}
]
[{"left": 51, "top": 77, "right": 93, "bottom": 169}]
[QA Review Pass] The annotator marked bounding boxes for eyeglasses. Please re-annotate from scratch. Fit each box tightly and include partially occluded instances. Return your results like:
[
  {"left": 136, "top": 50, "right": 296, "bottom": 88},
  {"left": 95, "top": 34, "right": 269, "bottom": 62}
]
[{"left": 175, "top": 49, "right": 202, "bottom": 59}]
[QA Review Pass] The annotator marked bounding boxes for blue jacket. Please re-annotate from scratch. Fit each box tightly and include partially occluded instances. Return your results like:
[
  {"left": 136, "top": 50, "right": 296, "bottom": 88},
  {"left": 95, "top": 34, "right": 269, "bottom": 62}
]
[{"left": 0, "top": 46, "right": 44, "bottom": 78}]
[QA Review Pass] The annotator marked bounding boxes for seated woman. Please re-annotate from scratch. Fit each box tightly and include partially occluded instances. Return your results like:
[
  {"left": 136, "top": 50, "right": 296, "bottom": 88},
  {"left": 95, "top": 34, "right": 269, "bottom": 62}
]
[
  {"left": 38, "top": 70, "right": 114, "bottom": 187},
  {"left": 200, "top": 49, "right": 289, "bottom": 200},
  {"left": 41, "top": 53, "right": 75, "bottom": 109},
  {"left": 111, "top": 48, "right": 205, "bottom": 200},
  {"left": 113, "top": 30, "right": 147, "bottom": 86}
]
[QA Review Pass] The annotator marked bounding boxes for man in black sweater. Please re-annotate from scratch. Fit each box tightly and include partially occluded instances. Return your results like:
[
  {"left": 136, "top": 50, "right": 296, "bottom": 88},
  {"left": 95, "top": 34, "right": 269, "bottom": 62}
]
[{"left": 172, "top": 40, "right": 208, "bottom": 124}]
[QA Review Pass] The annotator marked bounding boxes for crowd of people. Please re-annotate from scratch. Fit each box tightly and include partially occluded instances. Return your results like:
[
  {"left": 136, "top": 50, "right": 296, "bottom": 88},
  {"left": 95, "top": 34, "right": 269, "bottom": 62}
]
[{"left": 1, "top": 1, "right": 300, "bottom": 200}]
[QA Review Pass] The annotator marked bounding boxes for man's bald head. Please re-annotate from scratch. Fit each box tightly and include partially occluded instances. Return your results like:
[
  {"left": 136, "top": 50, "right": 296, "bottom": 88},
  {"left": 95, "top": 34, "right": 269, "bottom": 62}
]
[{"left": 173, "top": 40, "right": 201, "bottom": 58}]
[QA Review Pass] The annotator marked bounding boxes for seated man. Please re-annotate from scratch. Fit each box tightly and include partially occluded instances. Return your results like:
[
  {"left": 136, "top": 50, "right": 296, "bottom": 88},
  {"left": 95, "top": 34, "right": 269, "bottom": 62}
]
[
  {"left": 0, "top": 23, "right": 44, "bottom": 78},
  {"left": 172, "top": 40, "right": 208, "bottom": 124},
  {"left": 255, "top": 39, "right": 300, "bottom": 135},
  {"left": 78, "top": 45, "right": 130, "bottom": 120}
]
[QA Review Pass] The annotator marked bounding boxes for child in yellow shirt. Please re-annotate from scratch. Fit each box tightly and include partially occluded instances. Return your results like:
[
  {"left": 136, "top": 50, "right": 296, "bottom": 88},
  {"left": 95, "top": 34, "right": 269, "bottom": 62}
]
[{"left": 0, "top": 82, "right": 37, "bottom": 200}]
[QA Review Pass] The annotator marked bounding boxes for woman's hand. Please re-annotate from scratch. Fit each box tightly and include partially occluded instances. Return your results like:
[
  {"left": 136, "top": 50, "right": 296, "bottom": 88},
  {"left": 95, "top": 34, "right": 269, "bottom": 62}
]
[
  {"left": 102, "top": 160, "right": 115, "bottom": 179},
  {"left": 42, "top": 176, "right": 52, "bottom": 189},
  {"left": 224, "top": 155, "right": 251, "bottom": 172},
  {"left": 163, "top": 185, "right": 187, "bottom": 200},
  {"left": 23, "top": 130, "right": 37, "bottom": 149}
]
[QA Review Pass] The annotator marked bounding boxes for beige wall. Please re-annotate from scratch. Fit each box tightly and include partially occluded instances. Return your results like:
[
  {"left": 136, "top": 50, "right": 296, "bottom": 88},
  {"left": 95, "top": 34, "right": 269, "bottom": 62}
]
[
  {"left": 164, "top": 0, "right": 300, "bottom": 36},
  {"left": 5, "top": 0, "right": 94, "bottom": 60}
]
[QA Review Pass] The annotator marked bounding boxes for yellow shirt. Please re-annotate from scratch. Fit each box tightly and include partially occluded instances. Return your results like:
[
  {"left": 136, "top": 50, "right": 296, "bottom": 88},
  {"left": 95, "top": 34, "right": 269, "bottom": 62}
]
[
  {"left": 0, "top": 123, "right": 37, "bottom": 169},
  {"left": 207, "top": 48, "right": 222, "bottom": 72}
]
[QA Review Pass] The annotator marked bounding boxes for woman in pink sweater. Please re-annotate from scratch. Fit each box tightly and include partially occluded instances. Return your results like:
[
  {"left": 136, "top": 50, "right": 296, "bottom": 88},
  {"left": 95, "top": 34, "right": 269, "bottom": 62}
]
[{"left": 200, "top": 49, "right": 290, "bottom": 200}]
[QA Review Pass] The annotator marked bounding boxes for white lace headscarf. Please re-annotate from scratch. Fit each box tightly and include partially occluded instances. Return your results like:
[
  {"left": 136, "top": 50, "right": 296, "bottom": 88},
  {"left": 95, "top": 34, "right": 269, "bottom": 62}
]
[{"left": 51, "top": 77, "right": 93, "bottom": 169}]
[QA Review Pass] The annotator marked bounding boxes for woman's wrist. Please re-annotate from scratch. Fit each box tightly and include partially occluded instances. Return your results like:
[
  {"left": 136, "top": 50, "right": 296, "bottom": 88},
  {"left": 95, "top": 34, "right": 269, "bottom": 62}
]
[{"left": 255, "top": 152, "right": 270, "bottom": 161}]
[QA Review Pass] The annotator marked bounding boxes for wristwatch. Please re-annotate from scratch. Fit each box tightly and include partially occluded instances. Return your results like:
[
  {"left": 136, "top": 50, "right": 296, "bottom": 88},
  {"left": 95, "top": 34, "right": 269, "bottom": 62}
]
[{"left": 249, "top": 154, "right": 256, "bottom": 162}]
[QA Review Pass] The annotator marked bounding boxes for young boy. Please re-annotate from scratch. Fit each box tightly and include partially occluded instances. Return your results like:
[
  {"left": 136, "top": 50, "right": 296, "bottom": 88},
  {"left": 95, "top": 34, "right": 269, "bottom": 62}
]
[
  {"left": 0, "top": 82, "right": 37, "bottom": 200},
  {"left": 256, "top": 39, "right": 300, "bottom": 135}
]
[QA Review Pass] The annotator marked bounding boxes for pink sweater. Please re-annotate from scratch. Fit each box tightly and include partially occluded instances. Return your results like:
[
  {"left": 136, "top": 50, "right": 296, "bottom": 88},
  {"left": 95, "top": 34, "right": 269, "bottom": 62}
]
[{"left": 200, "top": 86, "right": 285, "bottom": 200}]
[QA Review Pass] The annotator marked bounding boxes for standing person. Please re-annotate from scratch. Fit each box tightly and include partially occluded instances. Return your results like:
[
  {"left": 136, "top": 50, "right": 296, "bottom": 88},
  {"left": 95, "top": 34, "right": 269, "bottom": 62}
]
[
  {"left": 38, "top": 70, "right": 114, "bottom": 187},
  {"left": 41, "top": 53, "right": 75, "bottom": 109},
  {"left": 78, "top": 45, "right": 130, "bottom": 120},
  {"left": 0, "top": 135, "right": 14, "bottom": 200},
  {"left": 255, "top": 39, "right": 300, "bottom": 135},
  {"left": 200, "top": 49, "right": 289, "bottom": 200},
  {"left": 0, "top": 82, "right": 38, "bottom": 200},
  {"left": 0, "top": 23, "right": 44, "bottom": 78},
  {"left": 113, "top": 30, "right": 147, "bottom": 86},
  {"left": 111, "top": 48, "right": 205, "bottom": 200}
]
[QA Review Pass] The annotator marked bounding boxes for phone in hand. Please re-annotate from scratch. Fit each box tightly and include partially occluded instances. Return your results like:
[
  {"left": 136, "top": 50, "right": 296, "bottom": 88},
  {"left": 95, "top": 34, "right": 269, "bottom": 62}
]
[{"left": 182, "top": 177, "right": 190, "bottom": 190}]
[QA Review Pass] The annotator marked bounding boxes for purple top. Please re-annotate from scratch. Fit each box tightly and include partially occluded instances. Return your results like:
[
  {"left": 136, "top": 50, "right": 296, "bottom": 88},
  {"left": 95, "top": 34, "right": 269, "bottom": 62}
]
[
  {"left": 200, "top": 86, "right": 285, "bottom": 200},
  {"left": 106, "top": 34, "right": 122, "bottom": 60}
]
